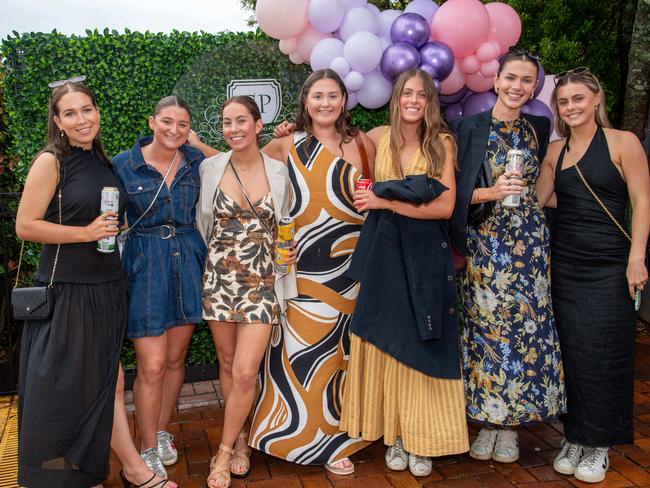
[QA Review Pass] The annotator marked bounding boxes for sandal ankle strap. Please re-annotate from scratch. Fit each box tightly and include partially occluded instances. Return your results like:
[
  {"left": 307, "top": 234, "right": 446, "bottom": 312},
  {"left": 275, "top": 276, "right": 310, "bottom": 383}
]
[{"left": 219, "top": 443, "right": 235, "bottom": 455}]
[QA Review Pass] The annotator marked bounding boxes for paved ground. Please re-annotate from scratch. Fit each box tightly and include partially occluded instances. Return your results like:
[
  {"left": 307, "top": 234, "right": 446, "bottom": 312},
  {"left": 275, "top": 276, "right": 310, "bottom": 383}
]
[{"left": 3, "top": 336, "right": 650, "bottom": 487}]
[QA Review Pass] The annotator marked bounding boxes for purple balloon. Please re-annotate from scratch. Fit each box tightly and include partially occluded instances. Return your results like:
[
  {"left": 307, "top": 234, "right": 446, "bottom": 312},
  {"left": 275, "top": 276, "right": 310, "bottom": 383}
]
[
  {"left": 390, "top": 13, "right": 430, "bottom": 49},
  {"left": 418, "top": 63, "right": 438, "bottom": 79},
  {"left": 380, "top": 42, "right": 421, "bottom": 80},
  {"left": 439, "top": 86, "right": 468, "bottom": 105},
  {"left": 463, "top": 92, "right": 498, "bottom": 117},
  {"left": 419, "top": 41, "right": 455, "bottom": 81},
  {"left": 461, "top": 89, "right": 474, "bottom": 105},
  {"left": 434, "top": 78, "right": 441, "bottom": 93},
  {"left": 534, "top": 62, "right": 546, "bottom": 98},
  {"left": 521, "top": 99, "right": 554, "bottom": 131},
  {"left": 444, "top": 103, "right": 463, "bottom": 122}
]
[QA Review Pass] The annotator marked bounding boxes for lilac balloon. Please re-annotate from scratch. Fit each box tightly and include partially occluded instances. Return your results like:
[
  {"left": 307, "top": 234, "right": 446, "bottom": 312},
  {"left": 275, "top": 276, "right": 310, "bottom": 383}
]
[
  {"left": 404, "top": 0, "right": 440, "bottom": 24},
  {"left": 344, "top": 31, "right": 383, "bottom": 73},
  {"left": 380, "top": 42, "right": 421, "bottom": 80},
  {"left": 434, "top": 78, "right": 441, "bottom": 93},
  {"left": 444, "top": 102, "right": 463, "bottom": 122},
  {"left": 419, "top": 41, "right": 455, "bottom": 81},
  {"left": 462, "top": 91, "right": 498, "bottom": 116},
  {"left": 439, "top": 86, "right": 468, "bottom": 105},
  {"left": 521, "top": 99, "right": 554, "bottom": 130},
  {"left": 341, "top": 0, "right": 367, "bottom": 10},
  {"left": 390, "top": 13, "right": 430, "bottom": 49},
  {"left": 418, "top": 63, "right": 438, "bottom": 80},
  {"left": 330, "top": 56, "right": 351, "bottom": 77},
  {"left": 366, "top": 3, "right": 380, "bottom": 15},
  {"left": 310, "top": 38, "right": 344, "bottom": 70},
  {"left": 339, "top": 7, "right": 378, "bottom": 41},
  {"left": 344, "top": 71, "right": 365, "bottom": 92},
  {"left": 376, "top": 9, "right": 402, "bottom": 39},
  {"left": 357, "top": 70, "right": 393, "bottom": 109},
  {"left": 309, "top": 0, "right": 345, "bottom": 33},
  {"left": 347, "top": 91, "right": 359, "bottom": 110},
  {"left": 534, "top": 62, "right": 546, "bottom": 98}
]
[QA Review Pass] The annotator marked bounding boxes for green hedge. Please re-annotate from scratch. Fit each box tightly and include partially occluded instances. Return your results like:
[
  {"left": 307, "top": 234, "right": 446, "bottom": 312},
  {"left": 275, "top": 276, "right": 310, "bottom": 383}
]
[{"left": 0, "top": 30, "right": 389, "bottom": 368}]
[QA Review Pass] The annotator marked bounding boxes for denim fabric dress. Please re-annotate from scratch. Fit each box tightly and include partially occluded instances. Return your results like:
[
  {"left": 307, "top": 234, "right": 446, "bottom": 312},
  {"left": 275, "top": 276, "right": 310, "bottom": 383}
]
[{"left": 112, "top": 136, "right": 207, "bottom": 338}]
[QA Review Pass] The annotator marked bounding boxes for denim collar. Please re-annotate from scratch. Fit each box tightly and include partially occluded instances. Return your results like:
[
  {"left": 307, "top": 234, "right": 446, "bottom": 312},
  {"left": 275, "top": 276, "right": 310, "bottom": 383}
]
[{"left": 128, "top": 135, "right": 204, "bottom": 172}]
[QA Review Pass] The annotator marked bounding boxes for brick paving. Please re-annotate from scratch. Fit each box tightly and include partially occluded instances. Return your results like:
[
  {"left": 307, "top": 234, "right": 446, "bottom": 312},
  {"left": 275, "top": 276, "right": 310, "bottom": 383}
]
[{"left": 96, "top": 335, "right": 650, "bottom": 487}]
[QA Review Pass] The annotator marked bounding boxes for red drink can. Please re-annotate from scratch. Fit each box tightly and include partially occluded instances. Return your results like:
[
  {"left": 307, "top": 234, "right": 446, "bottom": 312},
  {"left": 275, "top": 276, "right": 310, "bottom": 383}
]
[{"left": 356, "top": 178, "right": 373, "bottom": 191}]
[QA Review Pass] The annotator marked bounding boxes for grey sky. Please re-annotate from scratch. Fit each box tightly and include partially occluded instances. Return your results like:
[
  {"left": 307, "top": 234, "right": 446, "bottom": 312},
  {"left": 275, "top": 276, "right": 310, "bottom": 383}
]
[{"left": 2, "top": 0, "right": 253, "bottom": 40}]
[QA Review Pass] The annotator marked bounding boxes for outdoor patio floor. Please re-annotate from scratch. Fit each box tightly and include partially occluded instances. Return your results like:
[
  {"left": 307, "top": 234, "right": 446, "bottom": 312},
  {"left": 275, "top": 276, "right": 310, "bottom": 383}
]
[{"left": 2, "top": 334, "right": 650, "bottom": 487}]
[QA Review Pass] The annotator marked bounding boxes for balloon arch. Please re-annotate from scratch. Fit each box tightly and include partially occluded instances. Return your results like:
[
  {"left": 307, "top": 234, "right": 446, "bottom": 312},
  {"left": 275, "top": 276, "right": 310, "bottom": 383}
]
[{"left": 255, "top": 0, "right": 553, "bottom": 126}]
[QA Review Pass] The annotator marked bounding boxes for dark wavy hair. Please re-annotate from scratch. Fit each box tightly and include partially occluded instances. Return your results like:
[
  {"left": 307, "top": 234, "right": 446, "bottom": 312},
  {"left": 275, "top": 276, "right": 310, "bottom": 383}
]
[
  {"left": 294, "top": 69, "right": 358, "bottom": 152},
  {"left": 221, "top": 95, "right": 263, "bottom": 146}
]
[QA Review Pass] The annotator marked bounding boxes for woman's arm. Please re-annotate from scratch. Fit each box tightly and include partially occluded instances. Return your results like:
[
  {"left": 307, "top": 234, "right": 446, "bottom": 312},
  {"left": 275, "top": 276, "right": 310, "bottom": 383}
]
[
  {"left": 359, "top": 131, "right": 377, "bottom": 177},
  {"left": 188, "top": 130, "right": 220, "bottom": 157},
  {"left": 262, "top": 135, "right": 292, "bottom": 163},
  {"left": 15, "top": 152, "right": 118, "bottom": 244},
  {"left": 354, "top": 136, "right": 456, "bottom": 219},
  {"left": 536, "top": 142, "right": 562, "bottom": 208},
  {"left": 618, "top": 131, "right": 650, "bottom": 297}
]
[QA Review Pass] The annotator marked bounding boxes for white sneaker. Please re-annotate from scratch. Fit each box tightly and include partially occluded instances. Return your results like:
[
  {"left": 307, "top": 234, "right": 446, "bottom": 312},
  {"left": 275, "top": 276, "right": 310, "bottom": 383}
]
[
  {"left": 140, "top": 447, "right": 167, "bottom": 479},
  {"left": 575, "top": 447, "right": 609, "bottom": 483},
  {"left": 408, "top": 453, "right": 432, "bottom": 477},
  {"left": 469, "top": 427, "right": 498, "bottom": 460},
  {"left": 492, "top": 428, "right": 519, "bottom": 463},
  {"left": 385, "top": 436, "right": 408, "bottom": 471},
  {"left": 156, "top": 430, "right": 178, "bottom": 466},
  {"left": 553, "top": 439, "right": 585, "bottom": 475}
]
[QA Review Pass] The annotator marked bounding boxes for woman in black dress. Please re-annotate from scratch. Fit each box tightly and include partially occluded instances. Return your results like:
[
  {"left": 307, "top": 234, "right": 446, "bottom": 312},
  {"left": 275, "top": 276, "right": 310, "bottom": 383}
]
[
  {"left": 15, "top": 80, "right": 174, "bottom": 487},
  {"left": 537, "top": 68, "right": 649, "bottom": 483}
]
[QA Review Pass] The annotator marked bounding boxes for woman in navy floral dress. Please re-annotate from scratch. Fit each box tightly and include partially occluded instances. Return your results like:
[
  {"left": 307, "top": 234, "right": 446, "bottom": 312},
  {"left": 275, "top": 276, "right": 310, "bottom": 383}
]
[{"left": 451, "top": 48, "right": 566, "bottom": 464}]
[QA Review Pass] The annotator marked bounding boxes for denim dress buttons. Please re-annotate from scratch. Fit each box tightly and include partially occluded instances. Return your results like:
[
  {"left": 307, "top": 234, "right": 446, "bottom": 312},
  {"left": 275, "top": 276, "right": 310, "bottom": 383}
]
[{"left": 113, "top": 136, "right": 207, "bottom": 338}]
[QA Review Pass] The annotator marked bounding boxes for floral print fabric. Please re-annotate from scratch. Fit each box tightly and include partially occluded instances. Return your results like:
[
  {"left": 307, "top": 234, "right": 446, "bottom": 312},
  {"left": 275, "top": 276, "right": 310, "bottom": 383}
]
[
  {"left": 202, "top": 190, "right": 279, "bottom": 324},
  {"left": 461, "top": 117, "right": 566, "bottom": 426}
]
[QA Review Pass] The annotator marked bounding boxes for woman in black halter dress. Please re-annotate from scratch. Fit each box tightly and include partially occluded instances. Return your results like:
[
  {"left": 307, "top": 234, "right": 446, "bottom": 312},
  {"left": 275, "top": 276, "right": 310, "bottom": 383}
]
[{"left": 537, "top": 68, "right": 649, "bottom": 484}]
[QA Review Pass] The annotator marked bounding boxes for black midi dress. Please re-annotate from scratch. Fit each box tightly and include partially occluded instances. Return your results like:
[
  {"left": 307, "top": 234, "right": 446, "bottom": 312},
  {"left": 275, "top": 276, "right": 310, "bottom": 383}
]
[
  {"left": 551, "top": 127, "right": 636, "bottom": 447},
  {"left": 18, "top": 146, "right": 127, "bottom": 487}
]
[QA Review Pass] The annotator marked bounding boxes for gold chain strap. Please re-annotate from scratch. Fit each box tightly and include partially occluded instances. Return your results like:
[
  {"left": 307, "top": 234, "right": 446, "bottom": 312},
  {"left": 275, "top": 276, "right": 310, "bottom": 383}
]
[{"left": 574, "top": 162, "right": 631, "bottom": 242}]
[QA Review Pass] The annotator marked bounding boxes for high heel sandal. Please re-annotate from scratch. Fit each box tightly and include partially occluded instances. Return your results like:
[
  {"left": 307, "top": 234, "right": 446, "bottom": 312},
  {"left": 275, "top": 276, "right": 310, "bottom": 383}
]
[
  {"left": 230, "top": 432, "right": 252, "bottom": 478},
  {"left": 206, "top": 444, "right": 234, "bottom": 488},
  {"left": 120, "top": 469, "right": 176, "bottom": 488}
]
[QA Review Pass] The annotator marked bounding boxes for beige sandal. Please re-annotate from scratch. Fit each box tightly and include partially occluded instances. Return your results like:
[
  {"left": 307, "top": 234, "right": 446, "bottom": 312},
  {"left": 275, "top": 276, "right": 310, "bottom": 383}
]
[
  {"left": 206, "top": 444, "right": 234, "bottom": 488},
  {"left": 230, "top": 432, "right": 252, "bottom": 478}
]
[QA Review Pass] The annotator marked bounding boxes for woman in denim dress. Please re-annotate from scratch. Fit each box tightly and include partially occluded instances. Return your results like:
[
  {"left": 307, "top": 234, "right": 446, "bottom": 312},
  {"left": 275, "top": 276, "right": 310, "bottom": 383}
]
[{"left": 113, "top": 96, "right": 207, "bottom": 479}]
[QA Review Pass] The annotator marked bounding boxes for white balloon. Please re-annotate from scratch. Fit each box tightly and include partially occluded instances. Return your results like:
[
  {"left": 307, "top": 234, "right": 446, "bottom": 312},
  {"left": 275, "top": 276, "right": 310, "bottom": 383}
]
[
  {"left": 343, "top": 31, "right": 383, "bottom": 74},
  {"left": 330, "top": 56, "right": 351, "bottom": 77},
  {"left": 344, "top": 71, "right": 365, "bottom": 92},
  {"left": 310, "top": 38, "right": 345, "bottom": 70},
  {"left": 356, "top": 70, "right": 393, "bottom": 109},
  {"left": 339, "top": 7, "right": 378, "bottom": 41},
  {"left": 376, "top": 9, "right": 402, "bottom": 39}
]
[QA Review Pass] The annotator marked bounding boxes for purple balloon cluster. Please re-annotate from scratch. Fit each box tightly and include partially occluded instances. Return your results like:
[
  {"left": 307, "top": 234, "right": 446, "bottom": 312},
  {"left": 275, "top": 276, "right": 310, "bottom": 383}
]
[{"left": 380, "top": 12, "right": 454, "bottom": 92}]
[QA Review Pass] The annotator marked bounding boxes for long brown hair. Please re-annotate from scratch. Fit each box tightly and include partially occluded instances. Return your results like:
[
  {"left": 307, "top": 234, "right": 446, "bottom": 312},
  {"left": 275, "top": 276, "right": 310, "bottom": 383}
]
[
  {"left": 221, "top": 95, "right": 263, "bottom": 146},
  {"left": 39, "top": 82, "right": 110, "bottom": 167},
  {"left": 294, "top": 69, "right": 358, "bottom": 152},
  {"left": 551, "top": 69, "right": 612, "bottom": 139},
  {"left": 388, "top": 69, "right": 456, "bottom": 178}
]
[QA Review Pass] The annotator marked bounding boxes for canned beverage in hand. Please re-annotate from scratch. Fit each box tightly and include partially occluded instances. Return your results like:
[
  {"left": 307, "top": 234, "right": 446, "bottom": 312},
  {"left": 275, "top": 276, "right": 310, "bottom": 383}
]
[
  {"left": 502, "top": 149, "right": 524, "bottom": 208},
  {"left": 98, "top": 187, "right": 119, "bottom": 253},
  {"left": 278, "top": 217, "right": 295, "bottom": 243},
  {"left": 275, "top": 246, "right": 291, "bottom": 274},
  {"left": 275, "top": 217, "right": 294, "bottom": 274},
  {"left": 356, "top": 178, "right": 373, "bottom": 191}
]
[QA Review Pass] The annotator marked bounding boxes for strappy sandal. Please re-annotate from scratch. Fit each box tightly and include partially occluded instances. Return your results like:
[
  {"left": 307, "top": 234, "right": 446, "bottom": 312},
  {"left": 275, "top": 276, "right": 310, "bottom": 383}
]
[
  {"left": 120, "top": 470, "right": 176, "bottom": 487},
  {"left": 230, "top": 432, "right": 252, "bottom": 478},
  {"left": 206, "top": 444, "right": 234, "bottom": 488}
]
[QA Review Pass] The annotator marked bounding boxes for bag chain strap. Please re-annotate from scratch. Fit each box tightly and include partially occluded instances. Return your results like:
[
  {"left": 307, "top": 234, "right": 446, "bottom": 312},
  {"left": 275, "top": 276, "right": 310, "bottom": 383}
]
[
  {"left": 228, "top": 159, "right": 275, "bottom": 239},
  {"left": 14, "top": 187, "right": 62, "bottom": 289}
]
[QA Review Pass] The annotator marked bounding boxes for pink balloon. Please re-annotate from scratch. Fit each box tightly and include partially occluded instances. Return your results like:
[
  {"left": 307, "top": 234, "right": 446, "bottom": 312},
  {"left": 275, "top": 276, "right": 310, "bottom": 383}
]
[
  {"left": 461, "top": 55, "right": 480, "bottom": 75},
  {"left": 289, "top": 51, "right": 305, "bottom": 64},
  {"left": 296, "top": 26, "right": 331, "bottom": 61},
  {"left": 431, "top": 0, "right": 489, "bottom": 58},
  {"left": 465, "top": 71, "right": 494, "bottom": 93},
  {"left": 256, "top": 0, "right": 309, "bottom": 40},
  {"left": 476, "top": 41, "right": 499, "bottom": 63},
  {"left": 485, "top": 2, "right": 522, "bottom": 54},
  {"left": 279, "top": 37, "right": 297, "bottom": 55},
  {"left": 479, "top": 59, "right": 500, "bottom": 77},
  {"left": 439, "top": 61, "right": 466, "bottom": 95}
]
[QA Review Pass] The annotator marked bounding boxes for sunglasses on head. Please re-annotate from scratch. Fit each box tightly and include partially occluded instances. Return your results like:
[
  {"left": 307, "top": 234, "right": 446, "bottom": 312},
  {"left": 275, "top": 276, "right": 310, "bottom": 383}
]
[
  {"left": 553, "top": 67, "right": 591, "bottom": 82},
  {"left": 506, "top": 46, "right": 542, "bottom": 63},
  {"left": 47, "top": 76, "right": 87, "bottom": 89}
]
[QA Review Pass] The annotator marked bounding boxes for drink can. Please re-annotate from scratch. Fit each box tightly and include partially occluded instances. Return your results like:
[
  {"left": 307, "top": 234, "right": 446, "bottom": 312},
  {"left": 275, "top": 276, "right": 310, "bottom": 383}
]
[
  {"left": 502, "top": 149, "right": 525, "bottom": 208},
  {"left": 278, "top": 217, "right": 295, "bottom": 244},
  {"left": 98, "top": 187, "right": 119, "bottom": 253},
  {"left": 356, "top": 178, "right": 373, "bottom": 191},
  {"left": 275, "top": 246, "right": 291, "bottom": 274}
]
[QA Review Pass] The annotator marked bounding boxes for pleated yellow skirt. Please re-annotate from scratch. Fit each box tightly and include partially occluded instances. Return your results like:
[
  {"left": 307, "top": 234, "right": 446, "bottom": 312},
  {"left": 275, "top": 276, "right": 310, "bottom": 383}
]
[{"left": 340, "top": 334, "right": 469, "bottom": 457}]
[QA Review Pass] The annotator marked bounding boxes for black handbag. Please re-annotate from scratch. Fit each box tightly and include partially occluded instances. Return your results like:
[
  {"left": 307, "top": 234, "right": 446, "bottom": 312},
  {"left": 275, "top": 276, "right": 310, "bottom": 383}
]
[
  {"left": 11, "top": 187, "right": 61, "bottom": 320},
  {"left": 468, "top": 152, "right": 495, "bottom": 227}
]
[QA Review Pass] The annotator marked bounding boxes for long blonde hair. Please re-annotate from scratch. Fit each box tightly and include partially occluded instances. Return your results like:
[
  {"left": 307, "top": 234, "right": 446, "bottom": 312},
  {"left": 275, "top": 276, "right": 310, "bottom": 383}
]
[
  {"left": 388, "top": 69, "right": 456, "bottom": 178},
  {"left": 551, "top": 69, "right": 612, "bottom": 139}
]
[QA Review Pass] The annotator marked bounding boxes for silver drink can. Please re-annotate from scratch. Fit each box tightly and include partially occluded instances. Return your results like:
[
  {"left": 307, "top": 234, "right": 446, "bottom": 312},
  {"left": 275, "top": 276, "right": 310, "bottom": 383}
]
[
  {"left": 502, "top": 149, "right": 525, "bottom": 208},
  {"left": 98, "top": 187, "right": 120, "bottom": 253}
]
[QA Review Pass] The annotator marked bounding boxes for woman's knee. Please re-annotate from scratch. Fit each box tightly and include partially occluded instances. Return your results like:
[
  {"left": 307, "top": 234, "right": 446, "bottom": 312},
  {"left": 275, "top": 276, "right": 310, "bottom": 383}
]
[
  {"left": 232, "top": 367, "right": 258, "bottom": 391},
  {"left": 136, "top": 357, "right": 167, "bottom": 384}
]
